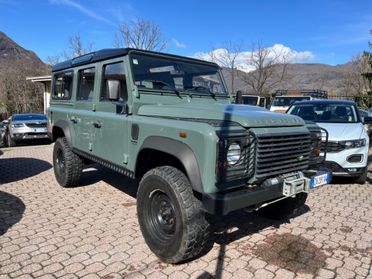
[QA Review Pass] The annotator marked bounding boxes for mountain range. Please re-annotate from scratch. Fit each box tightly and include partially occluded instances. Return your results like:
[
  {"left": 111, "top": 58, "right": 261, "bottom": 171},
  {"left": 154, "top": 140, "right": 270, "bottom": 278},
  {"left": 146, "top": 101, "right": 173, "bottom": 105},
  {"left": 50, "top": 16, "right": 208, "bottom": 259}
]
[{"left": 0, "top": 31, "right": 357, "bottom": 116}]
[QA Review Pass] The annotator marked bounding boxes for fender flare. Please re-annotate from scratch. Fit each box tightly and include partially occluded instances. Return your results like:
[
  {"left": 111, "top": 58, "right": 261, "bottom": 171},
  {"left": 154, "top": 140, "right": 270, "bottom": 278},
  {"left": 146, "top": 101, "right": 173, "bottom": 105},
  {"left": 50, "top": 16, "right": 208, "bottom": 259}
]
[
  {"left": 138, "top": 136, "right": 204, "bottom": 193},
  {"left": 52, "top": 120, "right": 73, "bottom": 147}
]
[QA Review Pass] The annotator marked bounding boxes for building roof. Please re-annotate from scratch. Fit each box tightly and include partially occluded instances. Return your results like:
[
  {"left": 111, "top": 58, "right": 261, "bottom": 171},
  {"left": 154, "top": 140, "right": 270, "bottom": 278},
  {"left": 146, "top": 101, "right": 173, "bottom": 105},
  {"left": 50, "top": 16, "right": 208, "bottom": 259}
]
[
  {"left": 26, "top": 76, "right": 52, "bottom": 83},
  {"left": 52, "top": 48, "right": 219, "bottom": 72}
]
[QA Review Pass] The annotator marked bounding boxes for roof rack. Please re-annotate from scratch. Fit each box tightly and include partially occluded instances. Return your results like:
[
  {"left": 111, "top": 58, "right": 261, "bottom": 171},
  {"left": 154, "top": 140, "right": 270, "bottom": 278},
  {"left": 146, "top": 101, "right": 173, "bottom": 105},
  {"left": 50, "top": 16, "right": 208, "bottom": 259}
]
[{"left": 272, "top": 89, "right": 328, "bottom": 99}]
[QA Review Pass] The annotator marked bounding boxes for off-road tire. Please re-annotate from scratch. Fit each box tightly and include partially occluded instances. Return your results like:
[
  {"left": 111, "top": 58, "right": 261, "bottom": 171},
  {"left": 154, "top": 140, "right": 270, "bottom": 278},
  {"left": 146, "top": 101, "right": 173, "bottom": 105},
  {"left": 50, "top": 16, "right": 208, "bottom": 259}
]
[
  {"left": 258, "top": 193, "right": 308, "bottom": 220},
  {"left": 137, "top": 166, "right": 210, "bottom": 263},
  {"left": 354, "top": 168, "right": 367, "bottom": 184},
  {"left": 53, "top": 137, "right": 83, "bottom": 187},
  {"left": 7, "top": 134, "right": 16, "bottom": 147}
]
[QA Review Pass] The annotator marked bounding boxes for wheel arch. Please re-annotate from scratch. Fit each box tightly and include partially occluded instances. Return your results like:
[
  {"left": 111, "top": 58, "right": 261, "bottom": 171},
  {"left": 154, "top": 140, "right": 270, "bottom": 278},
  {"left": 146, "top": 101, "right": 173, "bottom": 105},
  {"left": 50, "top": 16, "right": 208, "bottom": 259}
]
[
  {"left": 136, "top": 136, "right": 204, "bottom": 193},
  {"left": 52, "top": 120, "right": 72, "bottom": 147}
]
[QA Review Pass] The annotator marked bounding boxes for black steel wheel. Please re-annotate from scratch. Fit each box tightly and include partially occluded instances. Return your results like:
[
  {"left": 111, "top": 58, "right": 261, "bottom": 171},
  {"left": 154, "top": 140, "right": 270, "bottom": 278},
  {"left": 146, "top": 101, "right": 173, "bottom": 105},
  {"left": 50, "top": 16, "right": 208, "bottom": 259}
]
[
  {"left": 137, "top": 166, "right": 210, "bottom": 263},
  {"left": 53, "top": 137, "right": 83, "bottom": 187}
]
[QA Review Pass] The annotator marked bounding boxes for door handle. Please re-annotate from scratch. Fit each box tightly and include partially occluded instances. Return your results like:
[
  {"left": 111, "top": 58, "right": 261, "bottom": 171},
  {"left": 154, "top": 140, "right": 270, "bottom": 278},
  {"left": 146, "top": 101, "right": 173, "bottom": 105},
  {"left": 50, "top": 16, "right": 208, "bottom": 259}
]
[
  {"left": 70, "top": 116, "right": 78, "bottom": 124},
  {"left": 93, "top": 121, "right": 102, "bottom": 128}
]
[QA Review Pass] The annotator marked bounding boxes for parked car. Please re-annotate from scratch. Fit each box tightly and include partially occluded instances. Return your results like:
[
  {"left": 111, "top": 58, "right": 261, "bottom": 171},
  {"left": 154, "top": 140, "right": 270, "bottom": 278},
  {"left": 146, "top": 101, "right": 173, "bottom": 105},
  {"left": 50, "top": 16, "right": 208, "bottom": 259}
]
[
  {"left": 358, "top": 109, "right": 372, "bottom": 136},
  {"left": 5, "top": 114, "right": 49, "bottom": 147},
  {"left": 287, "top": 100, "right": 371, "bottom": 183}
]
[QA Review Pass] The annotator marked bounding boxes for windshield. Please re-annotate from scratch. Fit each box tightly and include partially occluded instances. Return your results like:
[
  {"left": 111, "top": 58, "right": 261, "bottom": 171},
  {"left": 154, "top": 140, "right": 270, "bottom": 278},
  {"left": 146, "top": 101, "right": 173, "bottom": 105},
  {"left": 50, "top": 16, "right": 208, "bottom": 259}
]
[
  {"left": 130, "top": 53, "right": 227, "bottom": 95},
  {"left": 287, "top": 103, "right": 359, "bottom": 123},
  {"left": 241, "top": 96, "right": 258, "bottom": 105},
  {"left": 272, "top": 96, "right": 310, "bottom": 107},
  {"left": 12, "top": 114, "right": 47, "bottom": 121}
]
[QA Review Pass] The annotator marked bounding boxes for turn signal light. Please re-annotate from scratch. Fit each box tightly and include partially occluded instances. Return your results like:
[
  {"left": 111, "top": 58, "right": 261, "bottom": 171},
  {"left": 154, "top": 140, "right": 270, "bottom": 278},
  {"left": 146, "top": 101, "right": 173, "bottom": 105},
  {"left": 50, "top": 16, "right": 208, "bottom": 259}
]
[
  {"left": 179, "top": 131, "right": 187, "bottom": 138},
  {"left": 313, "top": 147, "right": 321, "bottom": 156}
]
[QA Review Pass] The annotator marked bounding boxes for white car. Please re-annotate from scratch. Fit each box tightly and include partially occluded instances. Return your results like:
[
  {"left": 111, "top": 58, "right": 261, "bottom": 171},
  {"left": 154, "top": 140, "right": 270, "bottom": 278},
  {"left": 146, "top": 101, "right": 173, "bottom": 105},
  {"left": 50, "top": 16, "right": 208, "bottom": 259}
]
[{"left": 287, "top": 100, "right": 371, "bottom": 184}]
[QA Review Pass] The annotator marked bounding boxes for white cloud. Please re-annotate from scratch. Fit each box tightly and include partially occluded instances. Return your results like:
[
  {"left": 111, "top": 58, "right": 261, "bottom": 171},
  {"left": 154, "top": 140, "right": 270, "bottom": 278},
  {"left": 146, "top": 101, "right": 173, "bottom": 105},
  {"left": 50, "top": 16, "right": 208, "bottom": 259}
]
[
  {"left": 195, "top": 44, "right": 314, "bottom": 72},
  {"left": 49, "top": 0, "right": 115, "bottom": 26},
  {"left": 172, "top": 38, "right": 186, "bottom": 49}
]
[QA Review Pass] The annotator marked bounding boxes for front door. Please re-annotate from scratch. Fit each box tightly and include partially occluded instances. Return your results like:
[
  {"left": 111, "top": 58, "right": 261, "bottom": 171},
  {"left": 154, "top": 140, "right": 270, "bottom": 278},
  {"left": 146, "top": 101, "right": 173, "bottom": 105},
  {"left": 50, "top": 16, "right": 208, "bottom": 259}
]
[{"left": 91, "top": 59, "right": 129, "bottom": 167}]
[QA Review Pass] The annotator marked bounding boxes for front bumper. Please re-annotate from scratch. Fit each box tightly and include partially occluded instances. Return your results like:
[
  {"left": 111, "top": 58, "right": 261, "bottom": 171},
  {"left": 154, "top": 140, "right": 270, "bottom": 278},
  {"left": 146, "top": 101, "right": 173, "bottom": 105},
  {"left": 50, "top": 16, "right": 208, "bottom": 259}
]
[
  {"left": 322, "top": 161, "right": 366, "bottom": 177},
  {"left": 202, "top": 172, "right": 310, "bottom": 215},
  {"left": 11, "top": 133, "right": 49, "bottom": 141}
]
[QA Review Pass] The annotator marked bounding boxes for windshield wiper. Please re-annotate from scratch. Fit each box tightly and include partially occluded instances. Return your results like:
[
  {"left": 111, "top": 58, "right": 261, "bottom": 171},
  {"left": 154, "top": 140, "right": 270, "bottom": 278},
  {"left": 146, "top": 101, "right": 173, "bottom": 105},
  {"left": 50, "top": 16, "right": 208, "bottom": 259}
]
[
  {"left": 141, "top": 79, "right": 182, "bottom": 97},
  {"left": 184, "top": 86, "right": 216, "bottom": 99}
]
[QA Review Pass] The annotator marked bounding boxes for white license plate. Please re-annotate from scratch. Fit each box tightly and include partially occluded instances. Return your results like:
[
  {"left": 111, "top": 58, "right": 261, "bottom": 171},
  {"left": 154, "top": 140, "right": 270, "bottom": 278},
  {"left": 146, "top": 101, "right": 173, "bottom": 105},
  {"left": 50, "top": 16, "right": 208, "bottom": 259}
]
[
  {"left": 33, "top": 128, "right": 47, "bottom": 133},
  {"left": 310, "top": 172, "right": 331, "bottom": 188}
]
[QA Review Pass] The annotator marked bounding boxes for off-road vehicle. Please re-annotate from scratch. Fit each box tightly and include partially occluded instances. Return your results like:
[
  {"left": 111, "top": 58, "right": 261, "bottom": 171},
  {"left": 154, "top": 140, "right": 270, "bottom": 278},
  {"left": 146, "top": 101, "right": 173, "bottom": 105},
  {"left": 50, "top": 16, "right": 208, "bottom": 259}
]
[{"left": 48, "top": 48, "right": 329, "bottom": 263}]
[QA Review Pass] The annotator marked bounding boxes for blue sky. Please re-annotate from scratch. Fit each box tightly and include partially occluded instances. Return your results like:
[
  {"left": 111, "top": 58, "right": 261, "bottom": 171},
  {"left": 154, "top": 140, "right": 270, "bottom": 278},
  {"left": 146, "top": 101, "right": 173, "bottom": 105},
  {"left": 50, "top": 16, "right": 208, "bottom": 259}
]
[{"left": 0, "top": 0, "right": 371, "bottom": 65}]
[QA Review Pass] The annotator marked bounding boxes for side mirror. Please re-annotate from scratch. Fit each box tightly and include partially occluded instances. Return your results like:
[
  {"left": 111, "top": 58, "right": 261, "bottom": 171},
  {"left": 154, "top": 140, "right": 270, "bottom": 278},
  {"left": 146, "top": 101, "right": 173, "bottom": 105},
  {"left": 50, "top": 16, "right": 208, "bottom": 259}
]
[
  {"left": 2, "top": 120, "right": 9, "bottom": 125},
  {"left": 363, "top": 116, "right": 372, "bottom": 124},
  {"left": 235, "top": 90, "right": 243, "bottom": 104},
  {"left": 106, "top": 80, "right": 120, "bottom": 101}
]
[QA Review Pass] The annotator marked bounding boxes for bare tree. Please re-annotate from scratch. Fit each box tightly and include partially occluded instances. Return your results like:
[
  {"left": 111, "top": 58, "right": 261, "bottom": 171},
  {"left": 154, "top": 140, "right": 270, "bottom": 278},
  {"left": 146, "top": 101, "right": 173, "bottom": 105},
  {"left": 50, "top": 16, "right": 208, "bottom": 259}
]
[
  {"left": 44, "top": 55, "right": 61, "bottom": 66},
  {"left": 64, "top": 32, "right": 93, "bottom": 59},
  {"left": 240, "top": 42, "right": 290, "bottom": 96},
  {"left": 208, "top": 41, "right": 243, "bottom": 93},
  {"left": 114, "top": 18, "right": 167, "bottom": 51},
  {"left": 340, "top": 53, "right": 370, "bottom": 97}
]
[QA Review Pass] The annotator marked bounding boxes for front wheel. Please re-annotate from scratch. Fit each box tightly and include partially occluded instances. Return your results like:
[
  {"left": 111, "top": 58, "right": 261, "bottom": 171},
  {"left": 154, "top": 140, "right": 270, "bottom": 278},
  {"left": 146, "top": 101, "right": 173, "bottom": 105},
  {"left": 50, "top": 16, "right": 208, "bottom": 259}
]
[
  {"left": 354, "top": 168, "right": 367, "bottom": 184},
  {"left": 53, "top": 137, "right": 83, "bottom": 187},
  {"left": 137, "top": 166, "right": 210, "bottom": 263},
  {"left": 7, "top": 134, "right": 16, "bottom": 147}
]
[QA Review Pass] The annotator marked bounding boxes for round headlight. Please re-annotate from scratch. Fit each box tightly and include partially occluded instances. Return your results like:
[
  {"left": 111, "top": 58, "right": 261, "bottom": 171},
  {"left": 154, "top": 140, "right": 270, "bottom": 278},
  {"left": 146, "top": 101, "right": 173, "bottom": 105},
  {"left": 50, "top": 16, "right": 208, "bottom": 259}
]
[{"left": 227, "top": 143, "right": 241, "bottom": 166}]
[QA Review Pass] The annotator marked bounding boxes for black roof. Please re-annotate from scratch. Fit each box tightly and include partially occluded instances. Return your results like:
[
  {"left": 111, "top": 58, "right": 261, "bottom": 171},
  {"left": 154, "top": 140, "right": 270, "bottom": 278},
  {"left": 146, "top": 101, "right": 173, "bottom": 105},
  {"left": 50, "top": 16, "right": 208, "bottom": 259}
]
[
  {"left": 292, "top": 99, "right": 356, "bottom": 105},
  {"left": 52, "top": 48, "right": 219, "bottom": 72}
]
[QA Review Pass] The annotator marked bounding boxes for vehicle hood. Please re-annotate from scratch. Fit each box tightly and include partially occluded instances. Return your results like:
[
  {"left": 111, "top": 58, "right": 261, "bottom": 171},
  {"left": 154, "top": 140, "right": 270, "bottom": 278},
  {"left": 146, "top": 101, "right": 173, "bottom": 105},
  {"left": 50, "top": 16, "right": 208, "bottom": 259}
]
[
  {"left": 316, "top": 122, "right": 364, "bottom": 141},
  {"left": 138, "top": 103, "right": 305, "bottom": 128}
]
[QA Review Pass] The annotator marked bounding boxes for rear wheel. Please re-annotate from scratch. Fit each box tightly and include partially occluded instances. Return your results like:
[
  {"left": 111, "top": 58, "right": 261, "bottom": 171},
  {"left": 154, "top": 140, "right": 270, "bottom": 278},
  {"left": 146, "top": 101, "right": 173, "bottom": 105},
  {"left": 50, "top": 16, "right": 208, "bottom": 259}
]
[
  {"left": 137, "top": 166, "right": 210, "bottom": 263},
  {"left": 258, "top": 193, "right": 308, "bottom": 220},
  {"left": 53, "top": 137, "right": 83, "bottom": 187}
]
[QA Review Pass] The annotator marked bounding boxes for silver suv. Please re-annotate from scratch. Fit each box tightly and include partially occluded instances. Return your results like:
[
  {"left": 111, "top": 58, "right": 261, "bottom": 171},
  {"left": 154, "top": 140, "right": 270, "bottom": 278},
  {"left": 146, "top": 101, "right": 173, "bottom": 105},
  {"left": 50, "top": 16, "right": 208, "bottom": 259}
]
[{"left": 6, "top": 114, "right": 49, "bottom": 147}]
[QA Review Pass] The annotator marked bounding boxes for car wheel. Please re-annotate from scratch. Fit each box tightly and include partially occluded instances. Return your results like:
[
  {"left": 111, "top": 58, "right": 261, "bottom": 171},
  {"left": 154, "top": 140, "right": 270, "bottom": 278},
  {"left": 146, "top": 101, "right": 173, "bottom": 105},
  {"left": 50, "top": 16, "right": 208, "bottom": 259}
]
[
  {"left": 7, "top": 134, "right": 16, "bottom": 147},
  {"left": 53, "top": 137, "right": 83, "bottom": 187},
  {"left": 137, "top": 166, "right": 210, "bottom": 263},
  {"left": 354, "top": 168, "right": 367, "bottom": 184},
  {"left": 257, "top": 193, "right": 308, "bottom": 220}
]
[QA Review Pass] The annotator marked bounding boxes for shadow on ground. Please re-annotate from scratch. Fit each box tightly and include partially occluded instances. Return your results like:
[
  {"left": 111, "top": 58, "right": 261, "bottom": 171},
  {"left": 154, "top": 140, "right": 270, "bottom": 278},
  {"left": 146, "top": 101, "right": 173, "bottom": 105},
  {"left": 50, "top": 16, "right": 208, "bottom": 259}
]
[
  {"left": 0, "top": 158, "right": 52, "bottom": 184},
  {"left": 1, "top": 140, "right": 52, "bottom": 149},
  {"left": 79, "top": 164, "right": 138, "bottom": 198},
  {"left": 0, "top": 191, "right": 25, "bottom": 236}
]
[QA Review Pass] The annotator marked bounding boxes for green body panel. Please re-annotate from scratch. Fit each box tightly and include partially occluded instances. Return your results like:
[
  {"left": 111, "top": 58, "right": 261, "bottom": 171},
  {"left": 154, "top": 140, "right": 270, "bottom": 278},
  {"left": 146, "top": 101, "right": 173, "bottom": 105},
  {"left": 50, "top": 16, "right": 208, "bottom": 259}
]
[
  {"left": 48, "top": 50, "right": 311, "bottom": 195},
  {"left": 137, "top": 102, "right": 305, "bottom": 128}
]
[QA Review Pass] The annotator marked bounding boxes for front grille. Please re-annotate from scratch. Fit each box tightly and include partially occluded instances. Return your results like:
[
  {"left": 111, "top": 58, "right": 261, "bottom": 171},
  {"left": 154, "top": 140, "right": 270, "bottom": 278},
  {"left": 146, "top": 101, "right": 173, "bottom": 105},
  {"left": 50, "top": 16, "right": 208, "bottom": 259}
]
[
  {"left": 321, "top": 141, "right": 344, "bottom": 153},
  {"left": 26, "top": 123, "right": 46, "bottom": 128},
  {"left": 323, "top": 161, "right": 345, "bottom": 172},
  {"left": 255, "top": 133, "right": 311, "bottom": 179}
]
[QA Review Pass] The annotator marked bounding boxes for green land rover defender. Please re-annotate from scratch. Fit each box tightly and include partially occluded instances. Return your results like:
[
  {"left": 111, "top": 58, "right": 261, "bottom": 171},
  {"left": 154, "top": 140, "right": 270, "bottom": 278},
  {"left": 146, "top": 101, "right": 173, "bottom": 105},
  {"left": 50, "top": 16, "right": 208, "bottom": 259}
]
[{"left": 48, "top": 48, "right": 327, "bottom": 263}]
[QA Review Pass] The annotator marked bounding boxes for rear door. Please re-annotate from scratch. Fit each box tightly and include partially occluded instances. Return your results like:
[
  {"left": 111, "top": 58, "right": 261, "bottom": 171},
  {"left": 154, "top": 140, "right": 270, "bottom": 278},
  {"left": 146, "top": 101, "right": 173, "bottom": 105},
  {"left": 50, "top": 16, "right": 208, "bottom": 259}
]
[{"left": 72, "top": 66, "right": 97, "bottom": 152}]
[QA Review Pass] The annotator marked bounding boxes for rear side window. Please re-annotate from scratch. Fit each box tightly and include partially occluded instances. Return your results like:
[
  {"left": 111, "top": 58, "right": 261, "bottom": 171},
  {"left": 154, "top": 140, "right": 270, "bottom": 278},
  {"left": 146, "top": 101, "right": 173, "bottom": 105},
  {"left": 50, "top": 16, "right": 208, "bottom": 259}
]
[
  {"left": 77, "top": 67, "right": 95, "bottom": 101},
  {"left": 101, "top": 62, "right": 128, "bottom": 102},
  {"left": 53, "top": 71, "right": 73, "bottom": 99}
]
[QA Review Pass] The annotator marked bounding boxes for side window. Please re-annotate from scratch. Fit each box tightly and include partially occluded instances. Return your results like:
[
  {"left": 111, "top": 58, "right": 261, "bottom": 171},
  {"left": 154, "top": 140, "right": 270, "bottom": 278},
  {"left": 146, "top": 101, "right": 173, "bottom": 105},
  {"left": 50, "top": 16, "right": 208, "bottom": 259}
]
[
  {"left": 77, "top": 67, "right": 95, "bottom": 101},
  {"left": 101, "top": 62, "right": 128, "bottom": 102},
  {"left": 52, "top": 71, "right": 73, "bottom": 99}
]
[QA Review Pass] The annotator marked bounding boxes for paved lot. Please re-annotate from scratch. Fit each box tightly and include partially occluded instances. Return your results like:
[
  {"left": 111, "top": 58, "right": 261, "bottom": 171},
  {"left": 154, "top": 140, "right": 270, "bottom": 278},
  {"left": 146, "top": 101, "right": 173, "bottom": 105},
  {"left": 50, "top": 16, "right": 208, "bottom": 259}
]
[{"left": 0, "top": 145, "right": 371, "bottom": 279}]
